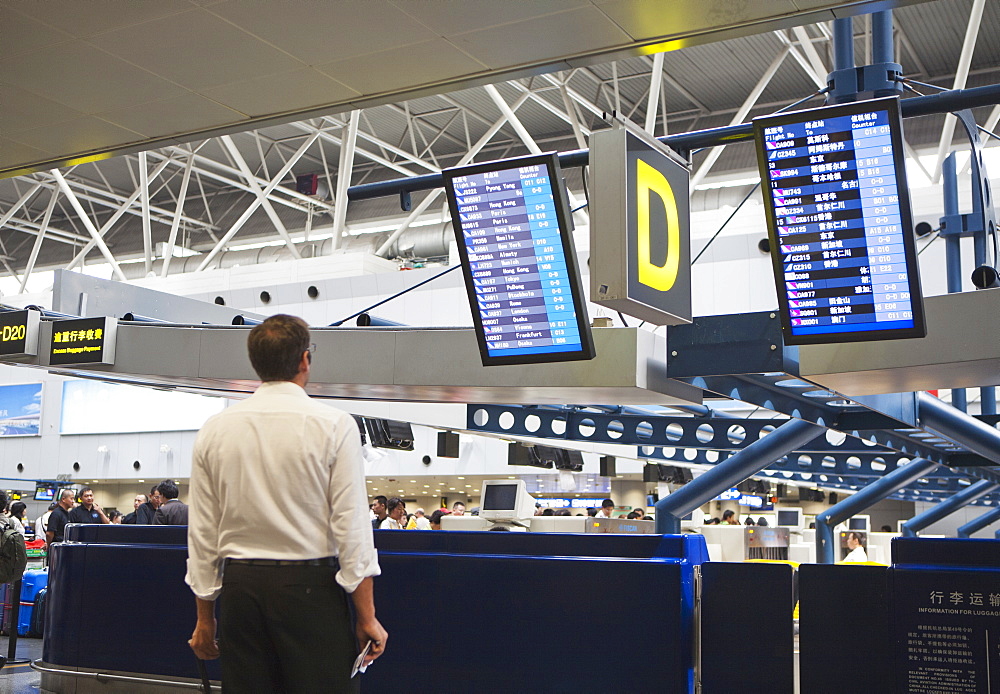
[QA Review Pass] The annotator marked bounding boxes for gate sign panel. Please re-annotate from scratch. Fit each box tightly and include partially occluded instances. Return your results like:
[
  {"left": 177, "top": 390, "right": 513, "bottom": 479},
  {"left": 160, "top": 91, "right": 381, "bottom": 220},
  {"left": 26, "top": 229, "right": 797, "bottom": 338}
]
[
  {"left": 46, "top": 316, "right": 118, "bottom": 366},
  {"left": 590, "top": 119, "right": 692, "bottom": 325},
  {"left": 0, "top": 310, "right": 40, "bottom": 357}
]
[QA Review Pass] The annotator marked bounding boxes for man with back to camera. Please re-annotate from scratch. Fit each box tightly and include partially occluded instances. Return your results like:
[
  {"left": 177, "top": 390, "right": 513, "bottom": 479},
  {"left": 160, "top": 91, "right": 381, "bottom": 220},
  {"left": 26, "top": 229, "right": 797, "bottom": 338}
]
[
  {"left": 68, "top": 487, "right": 110, "bottom": 525},
  {"left": 153, "top": 479, "right": 189, "bottom": 525},
  {"left": 45, "top": 489, "right": 75, "bottom": 547},
  {"left": 186, "top": 315, "right": 387, "bottom": 692},
  {"left": 371, "top": 495, "right": 388, "bottom": 531},
  {"left": 35, "top": 502, "right": 57, "bottom": 539}
]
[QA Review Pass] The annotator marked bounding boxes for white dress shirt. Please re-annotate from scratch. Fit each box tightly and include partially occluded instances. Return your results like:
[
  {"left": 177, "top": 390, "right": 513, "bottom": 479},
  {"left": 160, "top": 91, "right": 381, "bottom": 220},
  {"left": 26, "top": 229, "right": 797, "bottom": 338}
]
[
  {"left": 186, "top": 381, "right": 380, "bottom": 600},
  {"left": 843, "top": 546, "right": 868, "bottom": 563}
]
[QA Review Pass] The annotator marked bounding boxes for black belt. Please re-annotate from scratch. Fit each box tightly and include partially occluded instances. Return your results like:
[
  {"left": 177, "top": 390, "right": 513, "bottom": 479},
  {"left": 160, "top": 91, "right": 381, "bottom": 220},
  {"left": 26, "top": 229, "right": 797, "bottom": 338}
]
[{"left": 227, "top": 557, "right": 339, "bottom": 567}]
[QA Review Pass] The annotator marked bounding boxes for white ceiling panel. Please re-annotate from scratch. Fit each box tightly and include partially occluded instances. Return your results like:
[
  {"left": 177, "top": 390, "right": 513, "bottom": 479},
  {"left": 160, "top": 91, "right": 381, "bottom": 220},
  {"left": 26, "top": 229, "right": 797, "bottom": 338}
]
[
  {"left": 208, "top": 0, "right": 438, "bottom": 66},
  {"left": 392, "top": 0, "right": 592, "bottom": 36},
  {"left": 0, "top": 0, "right": 933, "bottom": 176},
  {"left": 87, "top": 9, "right": 304, "bottom": 91},
  {"left": 317, "top": 39, "right": 488, "bottom": 97},
  {"left": 450, "top": 6, "right": 632, "bottom": 70},
  {"left": 0, "top": 41, "right": 187, "bottom": 113},
  {"left": 4, "top": 0, "right": 192, "bottom": 38},
  {"left": 8, "top": 117, "right": 143, "bottom": 158},
  {"left": 0, "top": 5, "right": 72, "bottom": 59},
  {"left": 200, "top": 68, "right": 360, "bottom": 118},
  {"left": 96, "top": 92, "right": 247, "bottom": 139}
]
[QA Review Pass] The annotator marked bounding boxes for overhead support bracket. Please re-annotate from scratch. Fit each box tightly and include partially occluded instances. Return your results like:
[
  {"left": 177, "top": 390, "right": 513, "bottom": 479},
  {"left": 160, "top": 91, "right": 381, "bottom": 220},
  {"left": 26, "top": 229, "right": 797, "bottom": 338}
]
[
  {"left": 655, "top": 418, "right": 823, "bottom": 534},
  {"left": 957, "top": 507, "right": 1000, "bottom": 538},
  {"left": 814, "top": 457, "right": 940, "bottom": 563},
  {"left": 901, "top": 479, "right": 999, "bottom": 537}
]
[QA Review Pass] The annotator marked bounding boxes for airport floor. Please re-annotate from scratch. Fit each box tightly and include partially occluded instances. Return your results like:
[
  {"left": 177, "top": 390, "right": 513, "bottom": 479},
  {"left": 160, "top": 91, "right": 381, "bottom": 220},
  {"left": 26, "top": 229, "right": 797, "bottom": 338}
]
[{"left": 0, "top": 636, "right": 41, "bottom": 694}]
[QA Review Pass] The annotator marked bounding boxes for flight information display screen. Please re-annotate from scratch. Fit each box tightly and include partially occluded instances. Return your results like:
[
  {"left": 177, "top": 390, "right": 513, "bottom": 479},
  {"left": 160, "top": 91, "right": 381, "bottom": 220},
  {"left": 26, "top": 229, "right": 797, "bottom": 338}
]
[
  {"left": 443, "top": 153, "right": 595, "bottom": 366},
  {"left": 753, "top": 97, "right": 926, "bottom": 345}
]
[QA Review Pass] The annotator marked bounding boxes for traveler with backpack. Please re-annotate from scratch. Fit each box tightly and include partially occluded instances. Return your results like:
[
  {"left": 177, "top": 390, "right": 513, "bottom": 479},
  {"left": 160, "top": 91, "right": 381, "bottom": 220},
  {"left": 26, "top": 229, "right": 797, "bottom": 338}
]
[{"left": 0, "top": 490, "right": 28, "bottom": 585}]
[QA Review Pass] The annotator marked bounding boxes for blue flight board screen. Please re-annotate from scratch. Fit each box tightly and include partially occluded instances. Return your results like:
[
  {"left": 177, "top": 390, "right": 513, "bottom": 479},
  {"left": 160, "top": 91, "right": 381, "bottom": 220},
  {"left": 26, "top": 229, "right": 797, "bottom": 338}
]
[
  {"left": 753, "top": 97, "right": 926, "bottom": 345},
  {"left": 443, "top": 153, "right": 595, "bottom": 366}
]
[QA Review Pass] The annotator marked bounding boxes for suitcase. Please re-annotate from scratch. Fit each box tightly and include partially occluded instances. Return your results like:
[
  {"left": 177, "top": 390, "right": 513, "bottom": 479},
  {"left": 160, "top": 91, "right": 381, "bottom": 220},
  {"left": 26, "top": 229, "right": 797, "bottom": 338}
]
[
  {"left": 28, "top": 588, "right": 46, "bottom": 638},
  {"left": 17, "top": 568, "right": 47, "bottom": 637}
]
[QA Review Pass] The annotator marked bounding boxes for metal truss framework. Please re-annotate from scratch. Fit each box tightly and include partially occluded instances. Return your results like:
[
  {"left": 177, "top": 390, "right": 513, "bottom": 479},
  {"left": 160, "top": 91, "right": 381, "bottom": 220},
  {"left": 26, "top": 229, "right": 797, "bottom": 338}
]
[{"left": 0, "top": 6, "right": 996, "bottom": 287}]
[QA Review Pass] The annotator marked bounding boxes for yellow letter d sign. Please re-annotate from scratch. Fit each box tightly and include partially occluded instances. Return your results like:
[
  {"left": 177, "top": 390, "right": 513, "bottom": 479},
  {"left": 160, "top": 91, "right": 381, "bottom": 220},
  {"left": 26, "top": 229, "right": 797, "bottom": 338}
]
[{"left": 636, "top": 158, "right": 680, "bottom": 292}]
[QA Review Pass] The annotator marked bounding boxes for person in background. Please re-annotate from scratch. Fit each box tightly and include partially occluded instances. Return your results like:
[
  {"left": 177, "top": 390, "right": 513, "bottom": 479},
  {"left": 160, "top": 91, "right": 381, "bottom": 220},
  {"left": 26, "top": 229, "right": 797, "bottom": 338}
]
[
  {"left": 721, "top": 509, "right": 739, "bottom": 525},
  {"left": 405, "top": 508, "right": 431, "bottom": 530},
  {"left": 134, "top": 487, "right": 159, "bottom": 525},
  {"left": 46, "top": 489, "right": 75, "bottom": 547},
  {"left": 595, "top": 499, "right": 615, "bottom": 519},
  {"left": 541, "top": 508, "right": 554, "bottom": 517},
  {"left": 380, "top": 498, "right": 407, "bottom": 530},
  {"left": 586, "top": 508, "right": 598, "bottom": 518},
  {"left": 554, "top": 509, "right": 571, "bottom": 517},
  {"left": 633, "top": 508, "right": 646, "bottom": 520},
  {"left": 705, "top": 517, "right": 721, "bottom": 525},
  {"left": 451, "top": 501, "right": 466, "bottom": 517},
  {"left": 534, "top": 503, "right": 543, "bottom": 516},
  {"left": 626, "top": 511, "right": 641, "bottom": 520},
  {"left": 8, "top": 501, "right": 28, "bottom": 536},
  {"left": 880, "top": 525, "right": 893, "bottom": 533},
  {"left": 429, "top": 509, "right": 450, "bottom": 530},
  {"left": 122, "top": 494, "right": 148, "bottom": 524},
  {"left": 757, "top": 517, "right": 769, "bottom": 526},
  {"left": 744, "top": 517, "right": 755, "bottom": 526},
  {"left": 370, "top": 496, "right": 388, "bottom": 531},
  {"left": 154, "top": 479, "right": 189, "bottom": 525},
  {"left": 843, "top": 532, "right": 868, "bottom": 562},
  {"left": 108, "top": 510, "right": 123, "bottom": 524},
  {"left": 35, "top": 502, "right": 57, "bottom": 540},
  {"left": 69, "top": 487, "right": 110, "bottom": 525}
]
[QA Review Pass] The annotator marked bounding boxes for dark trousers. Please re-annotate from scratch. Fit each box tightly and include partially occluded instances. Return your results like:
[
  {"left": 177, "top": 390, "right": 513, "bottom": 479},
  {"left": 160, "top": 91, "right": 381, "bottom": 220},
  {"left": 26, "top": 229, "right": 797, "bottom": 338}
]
[{"left": 220, "top": 562, "right": 359, "bottom": 694}]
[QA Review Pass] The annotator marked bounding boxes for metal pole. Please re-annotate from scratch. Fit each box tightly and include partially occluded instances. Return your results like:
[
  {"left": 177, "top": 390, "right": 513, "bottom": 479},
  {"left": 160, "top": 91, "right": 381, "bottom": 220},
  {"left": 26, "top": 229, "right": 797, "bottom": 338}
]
[
  {"left": 331, "top": 110, "right": 361, "bottom": 251},
  {"left": 815, "top": 457, "right": 939, "bottom": 563},
  {"left": 833, "top": 17, "right": 855, "bottom": 71},
  {"left": 941, "top": 154, "right": 967, "bottom": 411},
  {"left": 654, "top": 418, "right": 822, "bottom": 534},
  {"left": 19, "top": 189, "right": 59, "bottom": 294},
  {"left": 871, "top": 11, "right": 894, "bottom": 65},
  {"left": 138, "top": 151, "right": 153, "bottom": 276},
  {"left": 644, "top": 52, "right": 665, "bottom": 135},
  {"left": 957, "top": 506, "right": 1000, "bottom": 538},
  {"left": 932, "top": 0, "right": 987, "bottom": 182},
  {"left": 51, "top": 169, "right": 127, "bottom": 281},
  {"left": 901, "top": 479, "right": 998, "bottom": 537},
  {"left": 691, "top": 46, "right": 790, "bottom": 188}
]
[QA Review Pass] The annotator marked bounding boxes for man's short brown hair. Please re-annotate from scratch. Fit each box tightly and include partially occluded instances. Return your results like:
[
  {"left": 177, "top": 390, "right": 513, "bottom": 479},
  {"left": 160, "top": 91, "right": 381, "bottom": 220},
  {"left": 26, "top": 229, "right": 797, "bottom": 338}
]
[{"left": 248, "top": 315, "right": 311, "bottom": 382}]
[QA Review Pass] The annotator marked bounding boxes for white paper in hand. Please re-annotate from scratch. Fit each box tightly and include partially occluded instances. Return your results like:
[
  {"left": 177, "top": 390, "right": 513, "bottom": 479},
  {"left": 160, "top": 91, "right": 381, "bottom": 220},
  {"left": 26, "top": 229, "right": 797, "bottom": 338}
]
[{"left": 351, "top": 640, "right": 374, "bottom": 678}]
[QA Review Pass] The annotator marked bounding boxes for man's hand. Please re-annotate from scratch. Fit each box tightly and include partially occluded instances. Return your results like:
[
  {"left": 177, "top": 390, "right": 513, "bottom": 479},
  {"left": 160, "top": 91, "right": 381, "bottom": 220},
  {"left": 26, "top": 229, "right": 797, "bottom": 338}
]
[
  {"left": 356, "top": 617, "right": 388, "bottom": 666},
  {"left": 189, "top": 598, "right": 220, "bottom": 660}
]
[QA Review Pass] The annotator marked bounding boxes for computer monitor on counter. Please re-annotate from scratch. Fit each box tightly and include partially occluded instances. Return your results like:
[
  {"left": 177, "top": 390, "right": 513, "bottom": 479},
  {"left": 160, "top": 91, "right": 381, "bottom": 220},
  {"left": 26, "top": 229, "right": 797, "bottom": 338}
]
[
  {"left": 848, "top": 515, "right": 870, "bottom": 532},
  {"left": 775, "top": 507, "right": 804, "bottom": 531},
  {"left": 480, "top": 479, "right": 536, "bottom": 526}
]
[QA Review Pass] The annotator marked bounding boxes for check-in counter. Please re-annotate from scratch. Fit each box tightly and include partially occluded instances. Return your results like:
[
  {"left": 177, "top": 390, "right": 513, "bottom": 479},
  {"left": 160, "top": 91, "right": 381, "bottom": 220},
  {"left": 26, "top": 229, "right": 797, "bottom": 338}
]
[{"left": 38, "top": 524, "right": 708, "bottom": 693}]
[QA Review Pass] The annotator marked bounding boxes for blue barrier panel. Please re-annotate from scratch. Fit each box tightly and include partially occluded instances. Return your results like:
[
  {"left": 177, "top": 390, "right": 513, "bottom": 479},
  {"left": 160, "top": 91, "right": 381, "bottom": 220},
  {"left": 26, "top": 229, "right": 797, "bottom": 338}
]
[
  {"left": 64, "top": 523, "right": 187, "bottom": 545},
  {"left": 43, "top": 527, "right": 704, "bottom": 691},
  {"left": 799, "top": 564, "right": 892, "bottom": 693},
  {"left": 44, "top": 539, "right": 222, "bottom": 683},
  {"left": 890, "top": 538, "right": 1000, "bottom": 692},
  {"left": 700, "top": 562, "right": 795, "bottom": 694},
  {"left": 367, "top": 531, "right": 705, "bottom": 692}
]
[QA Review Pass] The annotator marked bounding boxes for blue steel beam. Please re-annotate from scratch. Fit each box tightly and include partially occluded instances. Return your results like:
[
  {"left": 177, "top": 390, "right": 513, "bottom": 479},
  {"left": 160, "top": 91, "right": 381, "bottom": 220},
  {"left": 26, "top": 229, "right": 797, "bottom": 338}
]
[
  {"left": 815, "top": 458, "right": 940, "bottom": 563},
  {"left": 901, "top": 479, "right": 999, "bottom": 537},
  {"left": 957, "top": 507, "right": 1000, "bottom": 538},
  {"left": 919, "top": 393, "right": 1000, "bottom": 465},
  {"left": 655, "top": 418, "right": 822, "bottom": 534}
]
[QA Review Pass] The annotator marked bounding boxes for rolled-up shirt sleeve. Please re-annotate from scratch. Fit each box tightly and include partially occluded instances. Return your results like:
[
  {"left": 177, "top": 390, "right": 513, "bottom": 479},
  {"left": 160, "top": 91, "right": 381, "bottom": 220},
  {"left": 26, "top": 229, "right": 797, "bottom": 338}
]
[
  {"left": 186, "top": 428, "right": 223, "bottom": 601},
  {"left": 327, "top": 414, "right": 380, "bottom": 592}
]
